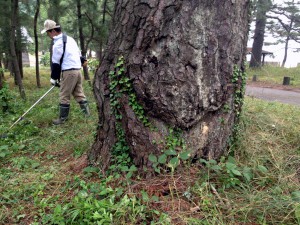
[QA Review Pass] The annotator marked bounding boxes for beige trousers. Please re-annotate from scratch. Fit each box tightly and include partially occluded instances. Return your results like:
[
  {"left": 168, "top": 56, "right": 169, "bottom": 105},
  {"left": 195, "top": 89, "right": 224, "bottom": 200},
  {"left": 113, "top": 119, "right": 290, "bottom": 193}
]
[{"left": 59, "top": 70, "right": 86, "bottom": 104}]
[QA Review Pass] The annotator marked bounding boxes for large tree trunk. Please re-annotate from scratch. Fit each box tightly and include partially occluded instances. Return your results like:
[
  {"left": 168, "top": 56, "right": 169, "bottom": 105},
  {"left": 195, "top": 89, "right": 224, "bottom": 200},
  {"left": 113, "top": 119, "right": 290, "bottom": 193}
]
[{"left": 90, "top": 0, "right": 250, "bottom": 171}]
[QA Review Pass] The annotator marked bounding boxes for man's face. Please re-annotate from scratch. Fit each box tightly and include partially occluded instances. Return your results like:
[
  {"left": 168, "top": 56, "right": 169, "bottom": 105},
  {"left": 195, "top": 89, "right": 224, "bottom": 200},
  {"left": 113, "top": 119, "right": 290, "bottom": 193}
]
[{"left": 46, "top": 30, "right": 55, "bottom": 39}]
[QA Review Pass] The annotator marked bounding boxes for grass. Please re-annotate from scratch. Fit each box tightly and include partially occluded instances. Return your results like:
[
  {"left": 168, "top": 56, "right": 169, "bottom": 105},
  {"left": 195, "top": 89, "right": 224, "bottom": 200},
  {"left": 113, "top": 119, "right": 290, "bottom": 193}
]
[
  {"left": 247, "top": 65, "right": 300, "bottom": 88},
  {"left": 0, "top": 67, "right": 300, "bottom": 224}
]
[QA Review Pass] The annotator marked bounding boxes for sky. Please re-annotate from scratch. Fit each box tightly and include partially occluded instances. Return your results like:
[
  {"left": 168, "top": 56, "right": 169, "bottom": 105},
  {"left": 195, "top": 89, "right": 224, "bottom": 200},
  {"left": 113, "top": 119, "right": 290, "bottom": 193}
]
[{"left": 247, "top": 0, "right": 300, "bottom": 67}]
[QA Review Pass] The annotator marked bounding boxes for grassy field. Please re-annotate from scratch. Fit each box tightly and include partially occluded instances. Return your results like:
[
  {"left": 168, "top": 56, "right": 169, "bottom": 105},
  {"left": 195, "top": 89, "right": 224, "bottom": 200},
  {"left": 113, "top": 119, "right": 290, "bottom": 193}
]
[
  {"left": 0, "top": 67, "right": 299, "bottom": 224},
  {"left": 247, "top": 65, "right": 300, "bottom": 88}
]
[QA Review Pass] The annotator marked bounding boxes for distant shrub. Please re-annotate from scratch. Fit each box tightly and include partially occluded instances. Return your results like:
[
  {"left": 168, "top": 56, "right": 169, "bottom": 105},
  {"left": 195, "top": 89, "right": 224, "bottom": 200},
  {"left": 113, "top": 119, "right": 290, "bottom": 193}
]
[
  {"left": 40, "top": 52, "right": 51, "bottom": 66},
  {"left": 87, "top": 58, "right": 99, "bottom": 72}
]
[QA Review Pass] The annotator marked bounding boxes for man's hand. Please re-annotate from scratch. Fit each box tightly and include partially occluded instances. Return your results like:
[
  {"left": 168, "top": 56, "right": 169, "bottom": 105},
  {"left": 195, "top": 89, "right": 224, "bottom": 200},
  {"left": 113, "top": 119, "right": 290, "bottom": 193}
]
[
  {"left": 82, "top": 60, "right": 88, "bottom": 67},
  {"left": 50, "top": 78, "right": 60, "bottom": 87},
  {"left": 80, "top": 56, "right": 88, "bottom": 67}
]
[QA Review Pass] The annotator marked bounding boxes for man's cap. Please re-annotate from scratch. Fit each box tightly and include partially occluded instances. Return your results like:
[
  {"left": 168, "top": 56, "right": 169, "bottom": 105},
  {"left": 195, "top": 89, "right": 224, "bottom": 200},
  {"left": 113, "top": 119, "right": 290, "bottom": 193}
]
[{"left": 41, "top": 19, "right": 60, "bottom": 34}]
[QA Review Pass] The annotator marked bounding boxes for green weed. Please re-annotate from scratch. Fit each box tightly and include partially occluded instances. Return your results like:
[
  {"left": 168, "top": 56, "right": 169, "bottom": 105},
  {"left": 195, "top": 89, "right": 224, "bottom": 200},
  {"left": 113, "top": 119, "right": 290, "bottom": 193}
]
[
  {"left": 1, "top": 67, "right": 300, "bottom": 224},
  {"left": 247, "top": 65, "right": 300, "bottom": 87}
]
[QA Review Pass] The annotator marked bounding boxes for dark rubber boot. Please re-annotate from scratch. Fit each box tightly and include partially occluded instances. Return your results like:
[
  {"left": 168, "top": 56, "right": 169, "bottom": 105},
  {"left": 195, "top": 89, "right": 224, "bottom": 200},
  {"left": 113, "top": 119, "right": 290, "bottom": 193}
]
[
  {"left": 53, "top": 104, "right": 70, "bottom": 125},
  {"left": 79, "top": 100, "right": 90, "bottom": 117}
]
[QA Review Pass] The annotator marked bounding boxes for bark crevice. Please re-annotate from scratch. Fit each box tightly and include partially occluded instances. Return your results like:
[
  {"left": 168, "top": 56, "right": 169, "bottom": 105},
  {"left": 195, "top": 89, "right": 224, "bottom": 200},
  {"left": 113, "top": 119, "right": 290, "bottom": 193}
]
[{"left": 90, "top": 0, "right": 250, "bottom": 170}]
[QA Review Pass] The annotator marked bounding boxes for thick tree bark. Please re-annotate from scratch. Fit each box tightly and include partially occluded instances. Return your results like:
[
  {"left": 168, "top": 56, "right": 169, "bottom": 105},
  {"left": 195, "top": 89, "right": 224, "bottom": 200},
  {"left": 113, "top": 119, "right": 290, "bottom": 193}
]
[
  {"left": 34, "top": 0, "right": 41, "bottom": 88},
  {"left": 90, "top": 0, "right": 250, "bottom": 171}
]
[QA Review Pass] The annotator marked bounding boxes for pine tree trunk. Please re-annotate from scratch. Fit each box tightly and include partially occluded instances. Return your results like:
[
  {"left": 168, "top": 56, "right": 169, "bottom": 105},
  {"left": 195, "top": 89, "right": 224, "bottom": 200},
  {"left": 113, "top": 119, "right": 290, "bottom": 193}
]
[
  {"left": 77, "top": 0, "right": 91, "bottom": 82},
  {"left": 0, "top": 59, "right": 8, "bottom": 113},
  {"left": 0, "top": 55, "right": 3, "bottom": 80},
  {"left": 10, "top": 0, "right": 26, "bottom": 99},
  {"left": 90, "top": 0, "right": 250, "bottom": 171},
  {"left": 0, "top": 60, "right": 3, "bottom": 90},
  {"left": 16, "top": 6, "right": 23, "bottom": 79},
  {"left": 34, "top": 0, "right": 41, "bottom": 88},
  {"left": 249, "top": 0, "right": 269, "bottom": 68},
  {"left": 281, "top": 36, "right": 290, "bottom": 68}
]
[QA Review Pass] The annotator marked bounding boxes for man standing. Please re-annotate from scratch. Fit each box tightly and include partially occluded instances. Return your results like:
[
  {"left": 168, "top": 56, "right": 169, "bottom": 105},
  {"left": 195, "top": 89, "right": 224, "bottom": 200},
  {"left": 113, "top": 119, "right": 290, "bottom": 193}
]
[{"left": 41, "top": 19, "right": 90, "bottom": 125}]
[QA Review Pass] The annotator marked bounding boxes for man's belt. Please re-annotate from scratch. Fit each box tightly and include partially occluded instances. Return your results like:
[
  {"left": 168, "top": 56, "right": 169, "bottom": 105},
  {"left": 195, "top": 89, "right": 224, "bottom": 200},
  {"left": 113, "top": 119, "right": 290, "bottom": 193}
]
[{"left": 62, "top": 68, "right": 81, "bottom": 72}]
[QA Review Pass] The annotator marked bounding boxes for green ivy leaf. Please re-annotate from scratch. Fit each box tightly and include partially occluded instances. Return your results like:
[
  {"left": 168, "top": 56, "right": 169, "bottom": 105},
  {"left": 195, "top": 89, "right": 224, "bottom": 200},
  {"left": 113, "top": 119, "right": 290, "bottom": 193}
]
[
  {"left": 154, "top": 167, "right": 161, "bottom": 173},
  {"left": 179, "top": 151, "right": 190, "bottom": 160},
  {"left": 165, "top": 150, "right": 177, "bottom": 156},
  {"left": 126, "top": 171, "right": 133, "bottom": 179},
  {"left": 149, "top": 154, "right": 157, "bottom": 163},
  {"left": 168, "top": 157, "right": 180, "bottom": 168},
  {"left": 129, "top": 165, "right": 137, "bottom": 172},
  {"left": 158, "top": 154, "right": 167, "bottom": 164},
  {"left": 121, "top": 166, "right": 129, "bottom": 172}
]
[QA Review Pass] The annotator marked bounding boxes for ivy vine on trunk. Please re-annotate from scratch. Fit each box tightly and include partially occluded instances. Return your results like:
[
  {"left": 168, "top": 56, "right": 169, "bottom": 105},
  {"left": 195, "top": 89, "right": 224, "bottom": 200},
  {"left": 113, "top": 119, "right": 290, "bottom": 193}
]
[{"left": 90, "top": 0, "right": 251, "bottom": 173}]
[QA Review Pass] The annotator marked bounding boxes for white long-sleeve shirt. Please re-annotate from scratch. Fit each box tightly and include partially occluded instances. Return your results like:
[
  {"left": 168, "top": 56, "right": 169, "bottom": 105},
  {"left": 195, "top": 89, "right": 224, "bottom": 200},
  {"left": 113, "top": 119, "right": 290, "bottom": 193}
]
[{"left": 52, "top": 33, "right": 81, "bottom": 70}]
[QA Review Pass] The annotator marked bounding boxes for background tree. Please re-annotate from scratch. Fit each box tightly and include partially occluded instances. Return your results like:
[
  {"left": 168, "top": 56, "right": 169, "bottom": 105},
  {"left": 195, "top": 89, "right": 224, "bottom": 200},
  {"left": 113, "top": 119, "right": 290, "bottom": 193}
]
[
  {"left": 10, "top": 0, "right": 26, "bottom": 99},
  {"left": 249, "top": 0, "right": 272, "bottom": 68},
  {"left": 47, "top": 0, "right": 62, "bottom": 23},
  {"left": 89, "top": 0, "right": 250, "bottom": 171},
  {"left": 43, "top": 0, "right": 113, "bottom": 74},
  {"left": 267, "top": 0, "right": 300, "bottom": 67},
  {"left": 0, "top": 57, "right": 3, "bottom": 89},
  {"left": 76, "top": 0, "right": 92, "bottom": 83},
  {"left": 0, "top": 0, "right": 115, "bottom": 100},
  {"left": 0, "top": 1, "right": 11, "bottom": 72},
  {"left": 96, "top": 0, "right": 113, "bottom": 61},
  {"left": 34, "top": 0, "right": 41, "bottom": 88}
]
